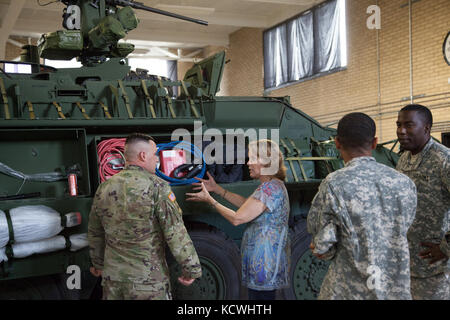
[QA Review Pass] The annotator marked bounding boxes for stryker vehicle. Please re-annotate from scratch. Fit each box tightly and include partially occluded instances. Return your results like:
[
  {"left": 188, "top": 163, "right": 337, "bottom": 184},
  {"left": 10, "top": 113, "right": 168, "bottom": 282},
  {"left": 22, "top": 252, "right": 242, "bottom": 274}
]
[{"left": 0, "top": 0, "right": 399, "bottom": 299}]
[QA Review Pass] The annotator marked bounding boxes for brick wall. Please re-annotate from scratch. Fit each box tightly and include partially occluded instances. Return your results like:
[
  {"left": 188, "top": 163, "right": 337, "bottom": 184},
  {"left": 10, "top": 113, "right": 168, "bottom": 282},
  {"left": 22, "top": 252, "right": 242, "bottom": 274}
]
[
  {"left": 5, "top": 36, "right": 32, "bottom": 61},
  {"left": 199, "top": 0, "right": 450, "bottom": 144},
  {"left": 218, "top": 28, "right": 264, "bottom": 97}
]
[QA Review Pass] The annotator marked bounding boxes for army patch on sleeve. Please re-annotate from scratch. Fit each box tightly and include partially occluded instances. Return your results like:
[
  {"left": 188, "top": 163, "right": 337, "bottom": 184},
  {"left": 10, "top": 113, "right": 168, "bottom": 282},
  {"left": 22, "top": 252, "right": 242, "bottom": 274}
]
[{"left": 168, "top": 192, "right": 176, "bottom": 202}]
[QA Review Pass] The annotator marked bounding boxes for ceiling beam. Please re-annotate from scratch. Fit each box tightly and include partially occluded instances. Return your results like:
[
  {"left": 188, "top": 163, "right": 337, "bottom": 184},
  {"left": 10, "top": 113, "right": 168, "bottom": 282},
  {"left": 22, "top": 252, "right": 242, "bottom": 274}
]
[
  {"left": 151, "top": 46, "right": 179, "bottom": 59},
  {"left": 154, "top": 4, "right": 216, "bottom": 16},
  {"left": 7, "top": 38, "right": 25, "bottom": 48},
  {"left": 0, "top": 0, "right": 26, "bottom": 59}
]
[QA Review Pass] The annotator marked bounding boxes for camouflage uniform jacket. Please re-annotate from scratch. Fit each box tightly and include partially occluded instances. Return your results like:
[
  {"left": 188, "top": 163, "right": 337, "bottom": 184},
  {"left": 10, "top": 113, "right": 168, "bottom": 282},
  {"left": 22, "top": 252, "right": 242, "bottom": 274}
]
[
  {"left": 88, "top": 165, "right": 202, "bottom": 284},
  {"left": 307, "top": 156, "right": 417, "bottom": 299},
  {"left": 396, "top": 138, "right": 450, "bottom": 278}
]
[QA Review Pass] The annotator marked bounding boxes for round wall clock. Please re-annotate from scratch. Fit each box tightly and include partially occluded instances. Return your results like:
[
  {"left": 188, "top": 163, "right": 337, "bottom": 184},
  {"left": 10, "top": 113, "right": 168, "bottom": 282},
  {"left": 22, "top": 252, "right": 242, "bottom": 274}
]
[{"left": 444, "top": 31, "right": 450, "bottom": 66}]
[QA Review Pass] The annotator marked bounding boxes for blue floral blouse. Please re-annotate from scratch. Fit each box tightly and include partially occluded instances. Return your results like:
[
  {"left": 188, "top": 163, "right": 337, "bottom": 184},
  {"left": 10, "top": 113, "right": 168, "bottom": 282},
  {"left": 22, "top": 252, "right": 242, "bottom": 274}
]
[{"left": 241, "top": 179, "right": 291, "bottom": 290}]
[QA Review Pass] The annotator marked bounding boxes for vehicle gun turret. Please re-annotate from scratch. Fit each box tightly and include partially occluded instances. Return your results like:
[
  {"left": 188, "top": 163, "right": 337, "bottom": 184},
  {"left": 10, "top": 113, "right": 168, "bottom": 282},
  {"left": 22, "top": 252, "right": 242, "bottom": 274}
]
[{"left": 38, "top": 0, "right": 208, "bottom": 66}]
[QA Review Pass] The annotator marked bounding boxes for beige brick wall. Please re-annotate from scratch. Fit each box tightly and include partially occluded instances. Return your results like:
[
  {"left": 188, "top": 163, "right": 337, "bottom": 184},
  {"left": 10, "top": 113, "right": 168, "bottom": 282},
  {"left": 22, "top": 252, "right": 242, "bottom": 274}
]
[
  {"left": 5, "top": 36, "right": 42, "bottom": 70},
  {"left": 218, "top": 28, "right": 264, "bottom": 97},
  {"left": 197, "top": 0, "right": 450, "bottom": 144},
  {"left": 5, "top": 36, "right": 34, "bottom": 61}
]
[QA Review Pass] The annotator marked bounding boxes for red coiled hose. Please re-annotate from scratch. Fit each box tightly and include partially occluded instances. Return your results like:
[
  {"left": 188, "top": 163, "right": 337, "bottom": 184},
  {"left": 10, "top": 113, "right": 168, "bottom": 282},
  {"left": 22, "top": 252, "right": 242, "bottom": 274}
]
[{"left": 97, "top": 138, "right": 126, "bottom": 183}]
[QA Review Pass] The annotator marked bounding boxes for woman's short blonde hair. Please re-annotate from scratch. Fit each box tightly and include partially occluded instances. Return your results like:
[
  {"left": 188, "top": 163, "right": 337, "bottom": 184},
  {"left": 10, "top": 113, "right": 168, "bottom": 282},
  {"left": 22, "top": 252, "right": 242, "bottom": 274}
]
[{"left": 248, "top": 139, "right": 287, "bottom": 181}]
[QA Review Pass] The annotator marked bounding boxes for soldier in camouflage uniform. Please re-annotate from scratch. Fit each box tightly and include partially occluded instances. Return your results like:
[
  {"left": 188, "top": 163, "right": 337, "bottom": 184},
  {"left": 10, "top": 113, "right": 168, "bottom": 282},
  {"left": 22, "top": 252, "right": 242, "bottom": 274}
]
[
  {"left": 396, "top": 104, "right": 450, "bottom": 300},
  {"left": 88, "top": 133, "right": 202, "bottom": 300},
  {"left": 307, "top": 112, "right": 417, "bottom": 300}
]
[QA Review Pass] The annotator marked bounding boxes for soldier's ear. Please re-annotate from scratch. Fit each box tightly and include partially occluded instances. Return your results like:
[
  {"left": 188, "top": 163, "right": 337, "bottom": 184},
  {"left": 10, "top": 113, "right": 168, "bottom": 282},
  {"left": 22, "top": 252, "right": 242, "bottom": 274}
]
[
  {"left": 371, "top": 137, "right": 378, "bottom": 150},
  {"left": 137, "top": 151, "right": 146, "bottom": 162},
  {"left": 424, "top": 123, "right": 431, "bottom": 136},
  {"left": 335, "top": 137, "right": 342, "bottom": 150}
]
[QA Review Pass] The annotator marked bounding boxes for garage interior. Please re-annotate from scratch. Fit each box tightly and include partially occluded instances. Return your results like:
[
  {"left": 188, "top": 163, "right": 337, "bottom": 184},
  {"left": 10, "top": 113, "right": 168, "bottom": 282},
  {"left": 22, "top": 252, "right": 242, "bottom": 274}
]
[
  {"left": 2, "top": 0, "right": 449, "bottom": 145},
  {"left": 0, "top": 0, "right": 449, "bottom": 301}
]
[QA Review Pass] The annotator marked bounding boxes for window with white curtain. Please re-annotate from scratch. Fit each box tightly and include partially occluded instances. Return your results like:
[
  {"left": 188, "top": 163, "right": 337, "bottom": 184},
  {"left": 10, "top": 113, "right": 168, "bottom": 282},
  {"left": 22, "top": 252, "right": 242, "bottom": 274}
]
[{"left": 264, "top": 0, "right": 347, "bottom": 90}]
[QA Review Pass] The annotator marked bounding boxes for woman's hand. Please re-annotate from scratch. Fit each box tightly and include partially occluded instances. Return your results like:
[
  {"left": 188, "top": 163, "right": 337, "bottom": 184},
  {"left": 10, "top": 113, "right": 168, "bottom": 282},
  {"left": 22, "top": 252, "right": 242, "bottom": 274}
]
[
  {"left": 186, "top": 182, "right": 215, "bottom": 205},
  {"left": 192, "top": 171, "right": 220, "bottom": 194}
]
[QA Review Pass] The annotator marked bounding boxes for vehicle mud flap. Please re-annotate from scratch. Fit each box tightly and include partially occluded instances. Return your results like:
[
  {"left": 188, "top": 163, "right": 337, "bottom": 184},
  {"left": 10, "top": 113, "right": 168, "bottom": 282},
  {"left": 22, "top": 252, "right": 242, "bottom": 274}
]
[
  {"left": 281, "top": 218, "right": 330, "bottom": 300},
  {"left": 167, "top": 225, "right": 242, "bottom": 300}
]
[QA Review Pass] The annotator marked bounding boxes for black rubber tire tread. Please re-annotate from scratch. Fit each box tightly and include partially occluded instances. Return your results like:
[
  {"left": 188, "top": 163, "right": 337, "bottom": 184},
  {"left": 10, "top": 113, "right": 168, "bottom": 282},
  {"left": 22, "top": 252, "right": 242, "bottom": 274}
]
[
  {"left": 281, "top": 218, "right": 311, "bottom": 300},
  {"left": 170, "top": 223, "right": 242, "bottom": 300}
]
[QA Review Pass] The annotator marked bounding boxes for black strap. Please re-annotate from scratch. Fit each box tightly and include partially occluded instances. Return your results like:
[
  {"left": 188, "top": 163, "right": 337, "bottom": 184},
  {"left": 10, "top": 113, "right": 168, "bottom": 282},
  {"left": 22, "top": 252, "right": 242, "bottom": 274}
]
[
  {"left": 60, "top": 213, "right": 67, "bottom": 227},
  {"left": 64, "top": 236, "right": 71, "bottom": 250},
  {"left": 4, "top": 210, "right": 14, "bottom": 245},
  {"left": 5, "top": 245, "right": 13, "bottom": 259}
]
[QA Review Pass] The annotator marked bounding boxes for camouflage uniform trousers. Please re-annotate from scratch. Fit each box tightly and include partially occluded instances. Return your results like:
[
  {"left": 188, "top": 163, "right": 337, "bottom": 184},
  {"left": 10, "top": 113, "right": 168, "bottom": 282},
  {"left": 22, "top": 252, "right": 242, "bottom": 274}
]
[
  {"left": 102, "top": 279, "right": 172, "bottom": 300},
  {"left": 410, "top": 272, "right": 450, "bottom": 300}
]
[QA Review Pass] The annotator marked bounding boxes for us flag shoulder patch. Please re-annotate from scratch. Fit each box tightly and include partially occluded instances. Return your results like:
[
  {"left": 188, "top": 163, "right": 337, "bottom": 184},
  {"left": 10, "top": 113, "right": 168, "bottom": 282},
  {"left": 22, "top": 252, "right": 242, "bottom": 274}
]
[{"left": 168, "top": 192, "right": 176, "bottom": 202}]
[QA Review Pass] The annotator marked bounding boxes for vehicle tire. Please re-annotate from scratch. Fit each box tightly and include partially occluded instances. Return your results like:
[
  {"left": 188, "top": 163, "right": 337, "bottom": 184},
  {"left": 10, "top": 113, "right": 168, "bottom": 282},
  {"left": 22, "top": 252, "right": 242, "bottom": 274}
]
[
  {"left": 168, "top": 225, "right": 242, "bottom": 300},
  {"left": 52, "top": 270, "right": 99, "bottom": 300},
  {"left": 280, "top": 218, "right": 330, "bottom": 300}
]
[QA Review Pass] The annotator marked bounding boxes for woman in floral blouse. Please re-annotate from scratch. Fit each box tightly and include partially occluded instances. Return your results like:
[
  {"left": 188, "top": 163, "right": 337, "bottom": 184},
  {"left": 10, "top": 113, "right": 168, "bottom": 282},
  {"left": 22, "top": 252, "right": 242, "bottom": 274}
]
[{"left": 186, "top": 139, "right": 291, "bottom": 300}]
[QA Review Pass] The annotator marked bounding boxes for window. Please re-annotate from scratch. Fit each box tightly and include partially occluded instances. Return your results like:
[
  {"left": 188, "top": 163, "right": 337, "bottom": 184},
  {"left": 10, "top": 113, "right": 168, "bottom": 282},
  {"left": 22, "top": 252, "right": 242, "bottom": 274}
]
[
  {"left": 4, "top": 63, "right": 32, "bottom": 74},
  {"left": 128, "top": 58, "right": 178, "bottom": 96},
  {"left": 264, "top": 0, "right": 347, "bottom": 90},
  {"left": 44, "top": 58, "right": 82, "bottom": 68}
]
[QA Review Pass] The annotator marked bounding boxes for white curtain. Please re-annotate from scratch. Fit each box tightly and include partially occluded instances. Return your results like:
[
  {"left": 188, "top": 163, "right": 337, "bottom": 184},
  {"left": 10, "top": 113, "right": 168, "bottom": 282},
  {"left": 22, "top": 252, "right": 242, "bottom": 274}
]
[{"left": 264, "top": 0, "right": 345, "bottom": 89}]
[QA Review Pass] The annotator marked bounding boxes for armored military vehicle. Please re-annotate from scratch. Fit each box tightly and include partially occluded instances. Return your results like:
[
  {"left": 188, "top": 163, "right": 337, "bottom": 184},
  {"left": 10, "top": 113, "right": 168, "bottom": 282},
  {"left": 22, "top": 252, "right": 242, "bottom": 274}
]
[{"left": 0, "top": 0, "right": 399, "bottom": 299}]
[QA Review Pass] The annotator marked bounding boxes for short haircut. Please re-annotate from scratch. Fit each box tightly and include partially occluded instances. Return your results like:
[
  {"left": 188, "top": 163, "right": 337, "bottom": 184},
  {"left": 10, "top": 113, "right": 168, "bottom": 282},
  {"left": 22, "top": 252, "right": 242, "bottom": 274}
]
[
  {"left": 124, "top": 133, "right": 155, "bottom": 161},
  {"left": 400, "top": 104, "right": 433, "bottom": 127},
  {"left": 337, "top": 112, "right": 376, "bottom": 149},
  {"left": 125, "top": 133, "right": 154, "bottom": 145}
]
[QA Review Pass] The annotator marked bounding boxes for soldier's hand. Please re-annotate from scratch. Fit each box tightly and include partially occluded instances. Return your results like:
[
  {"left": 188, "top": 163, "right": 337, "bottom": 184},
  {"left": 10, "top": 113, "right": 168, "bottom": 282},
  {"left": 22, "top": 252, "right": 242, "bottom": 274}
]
[
  {"left": 178, "top": 276, "right": 195, "bottom": 286},
  {"left": 309, "top": 242, "right": 327, "bottom": 260},
  {"left": 90, "top": 267, "right": 103, "bottom": 277},
  {"left": 193, "top": 171, "right": 219, "bottom": 193},
  {"left": 419, "top": 242, "right": 448, "bottom": 264}
]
